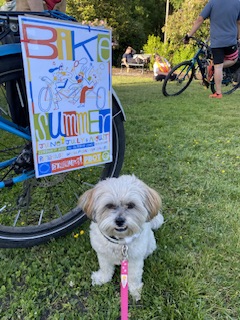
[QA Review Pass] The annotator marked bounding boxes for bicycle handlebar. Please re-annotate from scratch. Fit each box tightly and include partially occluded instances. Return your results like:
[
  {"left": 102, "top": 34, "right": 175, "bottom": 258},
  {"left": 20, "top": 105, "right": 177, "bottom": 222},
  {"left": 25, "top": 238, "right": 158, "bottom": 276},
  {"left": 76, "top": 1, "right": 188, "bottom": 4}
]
[
  {"left": 187, "top": 36, "right": 210, "bottom": 50},
  {"left": 0, "top": 10, "right": 76, "bottom": 22},
  {"left": 0, "top": 10, "right": 77, "bottom": 43}
]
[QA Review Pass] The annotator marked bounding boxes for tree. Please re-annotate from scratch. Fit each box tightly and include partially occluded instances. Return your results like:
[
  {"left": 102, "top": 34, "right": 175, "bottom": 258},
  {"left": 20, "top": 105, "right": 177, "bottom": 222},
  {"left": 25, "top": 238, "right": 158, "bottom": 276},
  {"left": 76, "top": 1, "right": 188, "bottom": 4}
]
[
  {"left": 65, "top": 0, "right": 211, "bottom": 66},
  {"left": 170, "top": 0, "right": 185, "bottom": 10},
  {"left": 163, "top": 0, "right": 209, "bottom": 63},
  {"left": 66, "top": 0, "right": 167, "bottom": 65}
]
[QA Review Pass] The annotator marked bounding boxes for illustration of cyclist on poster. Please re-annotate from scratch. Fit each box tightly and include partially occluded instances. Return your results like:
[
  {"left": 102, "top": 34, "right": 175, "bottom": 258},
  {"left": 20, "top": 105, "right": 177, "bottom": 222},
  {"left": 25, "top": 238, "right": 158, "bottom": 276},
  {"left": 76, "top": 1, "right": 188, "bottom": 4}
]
[{"left": 18, "top": 15, "right": 112, "bottom": 178}]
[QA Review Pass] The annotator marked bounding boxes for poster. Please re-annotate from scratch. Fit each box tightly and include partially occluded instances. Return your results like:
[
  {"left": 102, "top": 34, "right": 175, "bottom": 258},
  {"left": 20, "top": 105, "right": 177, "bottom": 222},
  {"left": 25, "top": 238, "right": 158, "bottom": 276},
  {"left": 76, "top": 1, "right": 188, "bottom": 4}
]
[{"left": 18, "top": 15, "right": 112, "bottom": 178}]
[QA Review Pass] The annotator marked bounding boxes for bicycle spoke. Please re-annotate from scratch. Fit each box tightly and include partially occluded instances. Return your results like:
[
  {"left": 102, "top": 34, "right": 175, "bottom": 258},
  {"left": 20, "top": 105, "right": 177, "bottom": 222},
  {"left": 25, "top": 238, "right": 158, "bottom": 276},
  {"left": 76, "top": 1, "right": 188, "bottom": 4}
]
[
  {"left": 38, "top": 210, "right": 44, "bottom": 226},
  {"left": 13, "top": 210, "right": 21, "bottom": 227},
  {"left": 0, "top": 205, "right": 6, "bottom": 212},
  {"left": 55, "top": 204, "right": 63, "bottom": 218},
  {"left": 162, "top": 61, "right": 194, "bottom": 96}
]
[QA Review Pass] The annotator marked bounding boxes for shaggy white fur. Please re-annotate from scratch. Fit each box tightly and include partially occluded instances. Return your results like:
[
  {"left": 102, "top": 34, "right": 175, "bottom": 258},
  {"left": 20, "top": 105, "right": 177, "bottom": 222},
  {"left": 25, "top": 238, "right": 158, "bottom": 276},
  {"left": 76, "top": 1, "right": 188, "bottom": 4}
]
[{"left": 78, "top": 175, "right": 164, "bottom": 301}]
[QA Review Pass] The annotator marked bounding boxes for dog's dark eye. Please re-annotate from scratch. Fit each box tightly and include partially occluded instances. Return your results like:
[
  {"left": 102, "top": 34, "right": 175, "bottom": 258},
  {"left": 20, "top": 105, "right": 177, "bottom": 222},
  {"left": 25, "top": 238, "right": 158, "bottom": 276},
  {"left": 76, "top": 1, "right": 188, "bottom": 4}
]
[
  {"left": 106, "top": 203, "right": 116, "bottom": 210},
  {"left": 127, "top": 202, "right": 135, "bottom": 209}
]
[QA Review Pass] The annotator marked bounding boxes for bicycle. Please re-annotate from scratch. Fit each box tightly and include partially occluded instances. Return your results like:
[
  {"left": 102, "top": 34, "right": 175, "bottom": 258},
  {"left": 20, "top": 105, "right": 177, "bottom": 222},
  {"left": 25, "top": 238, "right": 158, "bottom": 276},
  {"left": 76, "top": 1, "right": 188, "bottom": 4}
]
[
  {"left": 0, "top": 11, "right": 125, "bottom": 248},
  {"left": 162, "top": 36, "right": 240, "bottom": 97},
  {"left": 38, "top": 76, "right": 81, "bottom": 112}
]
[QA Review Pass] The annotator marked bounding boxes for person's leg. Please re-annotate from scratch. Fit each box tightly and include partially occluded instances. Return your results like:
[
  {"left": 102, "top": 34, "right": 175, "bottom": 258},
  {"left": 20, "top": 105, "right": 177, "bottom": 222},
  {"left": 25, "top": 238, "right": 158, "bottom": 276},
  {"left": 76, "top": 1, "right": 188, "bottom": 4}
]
[
  {"left": 209, "top": 48, "right": 224, "bottom": 97},
  {"left": 16, "top": 0, "right": 29, "bottom": 10},
  {"left": 53, "top": 0, "right": 66, "bottom": 12},
  {"left": 213, "top": 63, "right": 223, "bottom": 95},
  {"left": 27, "top": 0, "right": 44, "bottom": 11},
  {"left": 155, "top": 74, "right": 165, "bottom": 81},
  {"left": 16, "top": 0, "right": 43, "bottom": 11},
  {"left": 223, "top": 58, "right": 238, "bottom": 68},
  {"left": 213, "top": 45, "right": 239, "bottom": 95},
  {"left": 223, "top": 45, "right": 239, "bottom": 68},
  {"left": 122, "top": 58, "right": 128, "bottom": 68}
]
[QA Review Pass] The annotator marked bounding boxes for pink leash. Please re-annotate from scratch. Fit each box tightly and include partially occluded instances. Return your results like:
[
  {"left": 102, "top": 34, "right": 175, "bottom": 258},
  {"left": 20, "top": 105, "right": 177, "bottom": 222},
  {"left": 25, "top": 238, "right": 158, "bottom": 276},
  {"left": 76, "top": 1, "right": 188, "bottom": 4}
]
[{"left": 121, "top": 245, "right": 128, "bottom": 320}]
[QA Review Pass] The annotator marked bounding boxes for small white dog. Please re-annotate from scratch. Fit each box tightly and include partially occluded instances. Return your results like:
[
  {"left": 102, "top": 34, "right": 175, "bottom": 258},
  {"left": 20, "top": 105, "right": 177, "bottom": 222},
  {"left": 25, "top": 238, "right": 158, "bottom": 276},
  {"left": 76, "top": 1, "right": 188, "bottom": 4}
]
[{"left": 78, "top": 175, "right": 164, "bottom": 301}]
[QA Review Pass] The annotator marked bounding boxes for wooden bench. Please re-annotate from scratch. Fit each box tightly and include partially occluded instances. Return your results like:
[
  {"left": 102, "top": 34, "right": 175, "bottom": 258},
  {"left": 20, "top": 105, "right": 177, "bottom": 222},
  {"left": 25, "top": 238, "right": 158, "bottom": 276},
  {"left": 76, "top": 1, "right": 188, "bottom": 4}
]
[
  {"left": 121, "top": 62, "right": 145, "bottom": 73},
  {"left": 121, "top": 54, "right": 151, "bottom": 74},
  {"left": 121, "top": 62, "right": 147, "bottom": 74}
]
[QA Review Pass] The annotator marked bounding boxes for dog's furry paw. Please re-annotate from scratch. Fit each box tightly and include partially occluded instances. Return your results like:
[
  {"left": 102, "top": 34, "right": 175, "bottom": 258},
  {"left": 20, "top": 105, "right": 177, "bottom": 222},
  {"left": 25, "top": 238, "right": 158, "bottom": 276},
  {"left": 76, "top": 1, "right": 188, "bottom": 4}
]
[
  {"left": 131, "top": 290, "right": 142, "bottom": 302},
  {"left": 91, "top": 270, "right": 112, "bottom": 286},
  {"left": 150, "top": 212, "right": 164, "bottom": 230},
  {"left": 129, "top": 283, "right": 143, "bottom": 301}
]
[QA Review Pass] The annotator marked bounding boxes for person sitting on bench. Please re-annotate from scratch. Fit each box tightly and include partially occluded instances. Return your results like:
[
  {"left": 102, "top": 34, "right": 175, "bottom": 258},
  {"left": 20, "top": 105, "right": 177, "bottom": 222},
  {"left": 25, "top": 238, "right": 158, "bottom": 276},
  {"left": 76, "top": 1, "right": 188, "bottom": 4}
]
[{"left": 122, "top": 46, "right": 137, "bottom": 69}]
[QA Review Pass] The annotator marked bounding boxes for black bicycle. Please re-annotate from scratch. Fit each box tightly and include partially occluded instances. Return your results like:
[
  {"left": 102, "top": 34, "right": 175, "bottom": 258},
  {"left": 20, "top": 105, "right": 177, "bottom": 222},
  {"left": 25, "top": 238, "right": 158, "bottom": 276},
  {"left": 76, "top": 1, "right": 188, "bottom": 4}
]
[
  {"left": 162, "top": 37, "right": 240, "bottom": 97},
  {"left": 0, "top": 11, "right": 125, "bottom": 248}
]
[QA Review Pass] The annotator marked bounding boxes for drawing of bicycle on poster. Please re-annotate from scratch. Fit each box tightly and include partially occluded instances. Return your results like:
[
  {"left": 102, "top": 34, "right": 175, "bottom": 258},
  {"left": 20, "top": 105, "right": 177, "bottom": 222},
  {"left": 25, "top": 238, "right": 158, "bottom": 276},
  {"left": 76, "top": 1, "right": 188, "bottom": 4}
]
[{"left": 18, "top": 15, "right": 112, "bottom": 178}]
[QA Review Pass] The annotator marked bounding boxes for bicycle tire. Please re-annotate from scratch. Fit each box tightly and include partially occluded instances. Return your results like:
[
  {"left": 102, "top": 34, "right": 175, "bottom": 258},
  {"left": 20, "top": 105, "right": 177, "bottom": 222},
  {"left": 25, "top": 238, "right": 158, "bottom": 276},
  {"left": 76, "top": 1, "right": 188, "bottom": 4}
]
[
  {"left": 162, "top": 60, "right": 195, "bottom": 97},
  {"left": 210, "top": 68, "right": 240, "bottom": 95},
  {"left": 0, "top": 54, "right": 125, "bottom": 248}
]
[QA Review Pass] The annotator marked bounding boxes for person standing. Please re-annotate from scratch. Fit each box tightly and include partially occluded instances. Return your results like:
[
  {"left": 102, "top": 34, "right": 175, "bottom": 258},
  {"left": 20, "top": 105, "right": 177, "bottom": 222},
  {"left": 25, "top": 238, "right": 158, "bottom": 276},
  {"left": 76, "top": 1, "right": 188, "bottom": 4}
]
[
  {"left": 16, "top": 0, "right": 66, "bottom": 12},
  {"left": 184, "top": 0, "right": 240, "bottom": 98}
]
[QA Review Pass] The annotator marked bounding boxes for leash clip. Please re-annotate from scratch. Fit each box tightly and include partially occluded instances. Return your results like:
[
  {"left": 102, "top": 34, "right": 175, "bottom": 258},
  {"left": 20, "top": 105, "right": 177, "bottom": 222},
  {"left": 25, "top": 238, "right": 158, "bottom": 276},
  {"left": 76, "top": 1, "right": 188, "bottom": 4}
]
[{"left": 122, "top": 244, "right": 128, "bottom": 260}]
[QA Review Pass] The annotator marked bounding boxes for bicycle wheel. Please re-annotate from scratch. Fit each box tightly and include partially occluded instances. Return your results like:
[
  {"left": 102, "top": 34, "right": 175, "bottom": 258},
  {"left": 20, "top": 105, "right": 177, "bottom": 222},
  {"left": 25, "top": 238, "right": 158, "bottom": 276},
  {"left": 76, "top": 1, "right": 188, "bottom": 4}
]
[
  {"left": 210, "top": 68, "right": 240, "bottom": 95},
  {"left": 162, "top": 60, "right": 195, "bottom": 97},
  {"left": 0, "top": 54, "right": 125, "bottom": 248}
]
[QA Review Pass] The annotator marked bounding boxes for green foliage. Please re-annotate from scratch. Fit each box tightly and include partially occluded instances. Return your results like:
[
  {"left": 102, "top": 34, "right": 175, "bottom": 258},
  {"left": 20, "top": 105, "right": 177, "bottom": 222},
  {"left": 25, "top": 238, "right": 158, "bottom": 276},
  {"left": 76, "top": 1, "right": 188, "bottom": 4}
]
[
  {"left": 166, "top": 0, "right": 209, "bottom": 42},
  {"left": 0, "top": 0, "right": 210, "bottom": 67},
  {"left": 65, "top": 0, "right": 210, "bottom": 66},
  {"left": 143, "top": 34, "right": 163, "bottom": 55},
  {"left": 0, "top": 0, "right": 211, "bottom": 67},
  {"left": 142, "top": 34, "right": 195, "bottom": 66},
  {"left": 170, "top": 0, "right": 185, "bottom": 10},
  {"left": 168, "top": 43, "right": 195, "bottom": 65},
  {"left": 143, "top": 34, "right": 169, "bottom": 69},
  {"left": 61, "top": 0, "right": 210, "bottom": 68},
  {"left": 66, "top": 0, "right": 167, "bottom": 66},
  {"left": 66, "top": 0, "right": 143, "bottom": 65},
  {"left": 164, "top": 0, "right": 209, "bottom": 62}
]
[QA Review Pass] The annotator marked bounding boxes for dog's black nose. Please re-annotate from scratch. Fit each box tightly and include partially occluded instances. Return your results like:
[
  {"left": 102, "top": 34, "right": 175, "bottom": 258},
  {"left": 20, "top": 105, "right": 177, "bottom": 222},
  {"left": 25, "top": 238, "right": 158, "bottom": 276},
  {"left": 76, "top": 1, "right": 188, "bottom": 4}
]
[{"left": 115, "top": 216, "right": 125, "bottom": 227}]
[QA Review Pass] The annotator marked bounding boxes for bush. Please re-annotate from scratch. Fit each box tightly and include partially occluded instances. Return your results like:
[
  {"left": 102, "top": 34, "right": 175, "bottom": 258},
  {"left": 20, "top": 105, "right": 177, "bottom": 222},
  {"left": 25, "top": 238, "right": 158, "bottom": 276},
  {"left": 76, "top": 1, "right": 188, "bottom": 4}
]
[
  {"left": 142, "top": 34, "right": 169, "bottom": 70},
  {"left": 168, "top": 43, "right": 195, "bottom": 66},
  {"left": 142, "top": 34, "right": 196, "bottom": 69}
]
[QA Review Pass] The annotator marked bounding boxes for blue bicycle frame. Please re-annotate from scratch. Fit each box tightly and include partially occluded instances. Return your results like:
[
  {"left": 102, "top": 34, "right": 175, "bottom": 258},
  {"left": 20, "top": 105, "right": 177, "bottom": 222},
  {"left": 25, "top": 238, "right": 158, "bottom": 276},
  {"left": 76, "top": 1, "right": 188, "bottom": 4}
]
[{"left": 0, "top": 116, "right": 34, "bottom": 188}]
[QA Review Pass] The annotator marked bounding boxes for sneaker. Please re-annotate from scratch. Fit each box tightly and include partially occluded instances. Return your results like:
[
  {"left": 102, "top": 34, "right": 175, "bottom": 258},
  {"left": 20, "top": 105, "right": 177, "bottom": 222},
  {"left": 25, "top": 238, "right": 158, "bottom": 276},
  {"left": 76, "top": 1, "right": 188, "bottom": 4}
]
[
  {"left": 209, "top": 92, "right": 223, "bottom": 99},
  {"left": 207, "top": 65, "right": 214, "bottom": 82}
]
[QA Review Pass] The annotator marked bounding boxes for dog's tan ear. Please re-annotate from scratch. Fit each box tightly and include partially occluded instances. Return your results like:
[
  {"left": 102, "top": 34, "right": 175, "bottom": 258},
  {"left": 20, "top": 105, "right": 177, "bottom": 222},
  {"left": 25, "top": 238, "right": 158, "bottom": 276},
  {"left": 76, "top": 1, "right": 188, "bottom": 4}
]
[
  {"left": 78, "top": 188, "right": 96, "bottom": 221},
  {"left": 144, "top": 185, "right": 162, "bottom": 221}
]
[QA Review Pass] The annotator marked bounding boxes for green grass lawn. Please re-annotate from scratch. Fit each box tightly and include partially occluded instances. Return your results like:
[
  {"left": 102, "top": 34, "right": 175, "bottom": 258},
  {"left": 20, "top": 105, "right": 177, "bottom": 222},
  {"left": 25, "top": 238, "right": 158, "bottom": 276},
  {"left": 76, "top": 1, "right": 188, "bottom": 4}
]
[{"left": 1, "top": 75, "right": 240, "bottom": 319}]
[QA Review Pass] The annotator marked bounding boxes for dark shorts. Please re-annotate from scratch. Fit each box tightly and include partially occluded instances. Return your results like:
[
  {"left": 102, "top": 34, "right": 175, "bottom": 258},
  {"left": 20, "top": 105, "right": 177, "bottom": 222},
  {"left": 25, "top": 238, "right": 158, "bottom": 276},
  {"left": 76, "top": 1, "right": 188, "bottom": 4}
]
[
  {"left": 212, "top": 45, "right": 239, "bottom": 64},
  {"left": 155, "top": 74, "right": 176, "bottom": 81}
]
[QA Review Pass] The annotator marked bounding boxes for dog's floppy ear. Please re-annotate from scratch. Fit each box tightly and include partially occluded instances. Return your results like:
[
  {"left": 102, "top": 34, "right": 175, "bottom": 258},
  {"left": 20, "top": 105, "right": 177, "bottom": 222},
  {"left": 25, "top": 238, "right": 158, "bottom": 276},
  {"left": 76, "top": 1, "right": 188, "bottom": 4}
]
[
  {"left": 144, "top": 185, "right": 162, "bottom": 221},
  {"left": 78, "top": 188, "right": 96, "bottom": 221}
]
